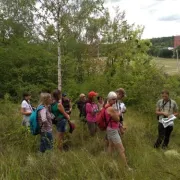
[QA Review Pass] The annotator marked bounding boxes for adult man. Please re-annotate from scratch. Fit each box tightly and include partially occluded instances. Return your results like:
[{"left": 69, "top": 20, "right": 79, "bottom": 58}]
[{"left": 154, "top": 90, "right": 178, "bottom": 149}]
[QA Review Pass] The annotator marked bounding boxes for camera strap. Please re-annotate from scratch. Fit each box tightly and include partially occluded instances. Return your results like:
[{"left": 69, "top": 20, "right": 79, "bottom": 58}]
[{"left": 161, "top": 99, "right": 171, "bottom": 112}]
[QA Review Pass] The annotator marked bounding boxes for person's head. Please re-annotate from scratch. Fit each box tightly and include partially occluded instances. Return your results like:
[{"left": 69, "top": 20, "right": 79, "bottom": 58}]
[
  {"left": 23, "top": 92, "right": 31, "bottom": 101},
  {"left": 88, "top": 91, "right": 98, "bottom": 103},
  {"left": 40, "top": 92, "right": 52, "bottom": 106},
  {"left": 52, "top": 89, "right": 61, "bottom": 102},
  {"left": 107, "top": 91, "right": 117, "bottom": 105},
  {"left": 161, "top": 90, "right": 169, "bottom": 101},
  {"left": 115, "top": 88, "right": 126, "bottom": 100},
  {"left": 97, "top": 96, "right": 103, "bottom": 103},
  {"left": 79, "top": 93, "right": 86, "bottom": 101},
  {"left": 62, "top": 93, "right": 68, "bottom": 100}
]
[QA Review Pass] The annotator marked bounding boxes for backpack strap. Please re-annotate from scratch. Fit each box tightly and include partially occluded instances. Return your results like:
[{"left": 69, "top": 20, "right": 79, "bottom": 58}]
[
  {"left": 104, "top": 105, "right": 112, "bottom": 127},
  {"left": 115, "top": 100, "right": 121, "bottom": 111},
  {"left": 37, "top": 105, "right": 45, "bottom": 131},
  {"left": 25, "top": 99, "right": 33, "bottom": 111}
]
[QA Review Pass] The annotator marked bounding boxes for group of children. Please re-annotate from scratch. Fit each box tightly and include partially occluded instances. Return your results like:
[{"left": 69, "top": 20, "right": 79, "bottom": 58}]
[
  {"left": 76, "top": 89, "right": 131, "bottom": 169},
  {"left": 20, "top": 88, "right": 132, "bottom": 169},
  {"left": 21, "top": 90, "right": 72, "bottom": 153},
  {"left": 76, "top": 89, "right": 126, "bottom": 136},
  {"left": 20, "top": 88, "right": 180, "bottom": 172}
]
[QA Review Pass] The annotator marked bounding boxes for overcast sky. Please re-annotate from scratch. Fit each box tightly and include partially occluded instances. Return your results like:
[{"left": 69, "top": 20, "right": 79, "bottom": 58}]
[{"left": 105, "top": 0, "right": 180, "bottom": 39}]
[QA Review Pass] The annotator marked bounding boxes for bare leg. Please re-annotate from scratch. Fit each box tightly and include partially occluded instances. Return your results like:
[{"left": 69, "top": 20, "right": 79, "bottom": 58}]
[
  {"left": 107, "top": 140, "right": 113, "bottom": 156},
  {"left": 57, "top": 132, "right": 64, "bottom": 151},
  {"left": 114, "top": 143, "right": 128, "bottom": 167}
]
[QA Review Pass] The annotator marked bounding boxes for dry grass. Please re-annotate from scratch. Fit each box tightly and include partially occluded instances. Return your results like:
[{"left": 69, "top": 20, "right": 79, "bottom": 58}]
[
  {"left": 1, "top": 101, "right": 180, "bottom": 180},
  {"left": 152, "top": 57, "right": 180, "bottom": 75}
]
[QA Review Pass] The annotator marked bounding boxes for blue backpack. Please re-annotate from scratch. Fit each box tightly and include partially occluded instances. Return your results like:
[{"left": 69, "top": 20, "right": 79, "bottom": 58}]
[{"left": 29, "top": 105, "right": 44, "bottom": 135}]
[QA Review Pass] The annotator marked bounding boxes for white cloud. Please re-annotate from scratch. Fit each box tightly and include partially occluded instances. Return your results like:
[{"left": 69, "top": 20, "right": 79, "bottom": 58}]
[{"left": 105, "top": 0, "right": 180, "bottom": 39}]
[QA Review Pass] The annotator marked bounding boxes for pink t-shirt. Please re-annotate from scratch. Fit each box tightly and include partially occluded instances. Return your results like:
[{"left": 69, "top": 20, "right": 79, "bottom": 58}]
[
  {"left": 105, "top": 108, "right": 120, "bottom": 130},
  {"left": 86, "top": 102, "right": 98, "bottom": 122}
]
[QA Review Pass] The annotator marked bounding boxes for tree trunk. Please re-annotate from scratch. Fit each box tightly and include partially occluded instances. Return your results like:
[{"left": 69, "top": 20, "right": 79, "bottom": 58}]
[
  {"left": 57, "top": 0, "right": 61, "bottom": 91},
  {"left": 58, "top": 41, "right": 62, "bottom": 90}
]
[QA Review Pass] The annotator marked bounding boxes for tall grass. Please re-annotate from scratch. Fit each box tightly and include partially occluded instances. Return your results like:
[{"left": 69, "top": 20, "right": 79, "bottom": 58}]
[{"left": 0, "top": 100, "right": 180, "bottom": 180}]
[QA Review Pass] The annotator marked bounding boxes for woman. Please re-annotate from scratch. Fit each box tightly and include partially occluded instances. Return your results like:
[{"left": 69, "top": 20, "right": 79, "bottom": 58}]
[
  {"left": 113, "top": 88, "right": 127, "bottom": 125},
  {"left": 86, "top": 91, "right": 99, "bottom": 136},
  {"left": 105, "top": 91, "right": 130, "bottom": 169},
  {"left": 97, "top": 96, "right": 104, "bottom": 111},
  {"left": 21, "top": 92, "right": 33, "bottom": 127},
  {"left": 38, "top": 92, "right": 53, "bottom": 153},
  {"left": 51, "top": 89, "right": 70, "bottom": 151}
]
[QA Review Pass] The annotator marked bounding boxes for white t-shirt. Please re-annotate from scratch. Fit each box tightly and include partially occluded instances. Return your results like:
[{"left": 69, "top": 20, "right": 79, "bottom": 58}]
[
  {"left": 21, "top": 100, "right": 33, "bottom": 120},
  {"left": 113, "top": 100, "right": 126, "bottom": 117}
]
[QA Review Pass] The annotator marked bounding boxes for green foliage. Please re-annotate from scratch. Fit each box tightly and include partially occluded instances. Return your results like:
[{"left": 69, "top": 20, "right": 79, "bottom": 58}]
[
  {"left": 1, "top": 102, "right": 180, "bottom": 179},
  {"left": 0, "top": 40, "right": 57, "bottom": 101},
  {"left": 0, "top": 0, "right": 179, "bottom": 114},
  {"left": 158, "top": 48, "right": 173, "bottom": 58},
  {"left": 148, "top": 36, "right": 174, "bottom": 57},
  {"left": 1, "top": 1, "right": 180, "bottom": 179}
]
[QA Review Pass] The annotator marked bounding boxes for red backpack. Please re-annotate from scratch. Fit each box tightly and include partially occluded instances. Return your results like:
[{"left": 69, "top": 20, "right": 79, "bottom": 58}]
[{"left": 96, "top": 105, "right": 111, "bottom": 131}]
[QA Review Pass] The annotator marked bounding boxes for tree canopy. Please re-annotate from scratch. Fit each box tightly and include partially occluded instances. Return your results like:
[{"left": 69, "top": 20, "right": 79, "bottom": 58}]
[{"left": 0, "top": 0, "right": 177, "bottom": 111}]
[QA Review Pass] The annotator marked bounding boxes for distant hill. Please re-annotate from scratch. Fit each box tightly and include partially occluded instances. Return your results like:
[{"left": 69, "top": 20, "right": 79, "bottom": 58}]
[
  {"left": 148, "top": 36, "right": 174, "bottom": 57},
  {"left": 150, "top": 36, "right": 174, "bottom": 48}
]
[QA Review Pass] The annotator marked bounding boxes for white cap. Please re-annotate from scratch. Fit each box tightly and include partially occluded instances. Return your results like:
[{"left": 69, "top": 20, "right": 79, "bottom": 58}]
[{"left": 107, "top": 91, "right": 117, "bottom": 100}]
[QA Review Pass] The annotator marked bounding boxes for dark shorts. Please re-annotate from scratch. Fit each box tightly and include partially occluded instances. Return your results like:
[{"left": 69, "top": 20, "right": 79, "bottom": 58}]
[
  {"left": 40, "top": 131, "right": 53, "bottom": 153},
  {"left": 87, "top": 121, "right": 97, "bottom": 136},
  {"left": 56, "top": 118, "right": 67, "bottom": 133}
]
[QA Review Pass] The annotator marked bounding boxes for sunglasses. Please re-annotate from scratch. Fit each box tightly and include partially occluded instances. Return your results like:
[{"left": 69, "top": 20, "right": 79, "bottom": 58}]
[{"left": 111, "top": 99, "right": 117, "bottom": 101}]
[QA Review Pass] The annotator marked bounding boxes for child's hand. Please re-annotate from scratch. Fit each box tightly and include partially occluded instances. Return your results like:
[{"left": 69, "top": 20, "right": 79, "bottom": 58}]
[{"left": 120, "top": 126, "right": 126, "bottom": 135}]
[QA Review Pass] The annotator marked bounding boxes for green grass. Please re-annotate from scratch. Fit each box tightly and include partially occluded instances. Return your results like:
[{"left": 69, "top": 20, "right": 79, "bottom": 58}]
[
  {"left": 1, "top": 100, "right": 180, "bottom": 180},
  {"left": 152, "top": 57, "right": 180, "bottom": 75}
]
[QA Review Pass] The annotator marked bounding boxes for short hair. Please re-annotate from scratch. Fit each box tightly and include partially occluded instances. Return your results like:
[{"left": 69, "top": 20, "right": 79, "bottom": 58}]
[
  {"left": 107, "top": 91, "right": 117, "bottom": 100},
  {"left": 23, "top": 92, "right": 31, "bottom": 99},
  {"left": 79, "top": 93, "right": 85, "bottom": 98},
  {"left": 40, "top": 92, "right": 51, "bottom": 105},
  {"left": 161, "top": 90, "right": 169, "bottom": 95},
  {"left": 115, "top": 88, "right": 126, "bottom": 96}
]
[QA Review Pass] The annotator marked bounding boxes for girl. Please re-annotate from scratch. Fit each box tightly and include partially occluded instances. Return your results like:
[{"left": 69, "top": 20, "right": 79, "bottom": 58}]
[
  {"left": 105, "top": 91, "right": 130, "bottom": 169},
  {"left": 51, "top": 89, "right": 70, "bottom": 151},
  {"left": 86, "top": 91, "right": 99, "bottom": 136},
  {"left": 21, "top": 92, "right": 33, "bottom": 127},
  {"left": 38, "top": 92, "right": 53, "bottom": 153}
]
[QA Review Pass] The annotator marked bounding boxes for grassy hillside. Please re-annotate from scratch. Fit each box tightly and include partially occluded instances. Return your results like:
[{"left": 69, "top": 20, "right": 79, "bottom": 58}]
[
  {"left": 1, "top": 100, "right": 180, "bottom": 180},
  {"left": 153, "top": 57, "right": 179, "bottom": 75}
]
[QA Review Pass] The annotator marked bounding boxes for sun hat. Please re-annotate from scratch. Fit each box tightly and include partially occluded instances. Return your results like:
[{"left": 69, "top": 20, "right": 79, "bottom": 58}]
[
  {"left": 107, "top": 91, "right": 117, "bottom": 100},
  {"left": 88, "top": 91, "right": 98, "bottom": 98}
]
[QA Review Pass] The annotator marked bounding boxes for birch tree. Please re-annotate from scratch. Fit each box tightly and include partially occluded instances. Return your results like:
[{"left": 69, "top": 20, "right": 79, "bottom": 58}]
[{"left": 35, "top": 0, "right": 104, "bottom": 90}]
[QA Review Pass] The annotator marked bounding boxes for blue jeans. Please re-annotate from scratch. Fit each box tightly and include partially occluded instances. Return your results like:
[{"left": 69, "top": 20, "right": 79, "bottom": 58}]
[
  {"left": 56, "top": 118, "right": 67, "bottom": 132},
  {"left": 40, "top": 132, "right": 53, "bottom": 153}
]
